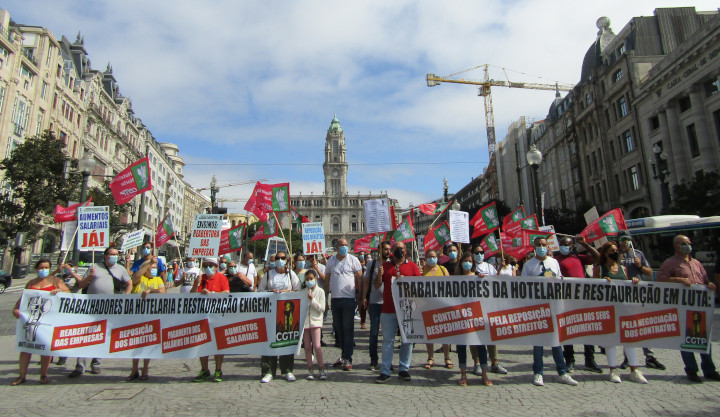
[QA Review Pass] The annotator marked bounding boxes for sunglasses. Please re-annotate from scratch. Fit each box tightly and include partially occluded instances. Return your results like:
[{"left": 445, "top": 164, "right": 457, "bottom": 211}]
[
  {"left": 275, "top": 256, "right": 287, "bottom": 260},
  {"left": 473, "top": 251, "right": 485, "bottom": 255}
]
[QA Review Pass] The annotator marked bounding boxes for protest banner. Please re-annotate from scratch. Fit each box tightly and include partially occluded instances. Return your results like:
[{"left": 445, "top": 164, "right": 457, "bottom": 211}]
[
  {"left": 108, "top": 157, "right": 152, "bottom": 205},
  {"left": 416, "top": 235, "right": 425, "bottom": 258},
  {"left": 188, "top": 214, "right": 223, "bottom": 258},
  {"left": 448, "top": 210, "right": 470, "bottom": 244},
  {"left": 77, "top": 206, "right": 110, "bottom": 252},
  {"left": 264, "top": 236, "right": 288, "bottom": 260},
  {"left": 15, "top": 290, "right": 308, "bottom": 358},
  {"left": 354, "top": 235, "right": 372, "bottom": 254},
  {"left": 120, "top": 230, "right": 145, "bottom": 252},
  {"left": 219, "top": 223, "right": 245, "bottom": 256},
  {"left": 391, "top": 275, "right": 713, "bottom": 352},
  {"left": 424, "top": 221, "right": 451, "bottom": 252},
  {"left": 364, "top": 198, "right": 392, "bottom": 234},
  {"left": 302, "top": 222, "right": 325, "bottom": 255}
]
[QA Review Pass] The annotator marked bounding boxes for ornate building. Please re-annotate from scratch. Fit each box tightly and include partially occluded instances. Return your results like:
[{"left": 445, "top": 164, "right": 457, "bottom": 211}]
[{"left": 290, "top": 115, "right": 398, "bottom": 249}]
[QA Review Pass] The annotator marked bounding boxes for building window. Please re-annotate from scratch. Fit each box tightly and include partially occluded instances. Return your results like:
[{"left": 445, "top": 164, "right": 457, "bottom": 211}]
[
  {"left": 623, "top": 130, "right": 634, "bottom": 153},
  {"left": 35, "top": 110, "right": 44, "bottom": 135},
  {"left": 649, "top": 116, "right": 660, "bottom": 130},
  {"left": 0, "top": 86, "right": 5, "bottom": 114},
  {"left": 678, "top": 96, "right": 691, "bottom": 112},
  {"left": 713, "top": 110, "right": 720, "bottom": 146},
  {"left": 613, "top": 69, "right": 623, "bottom": 83},
  {"left": 585, "top": 93, "right": 592, "bottom": 106},
  {"left": 333, "top": 221, "right": 339, "bottom": 232},
  {"left": 630, "top": 166, "right": 640, "bottom": 190},
  {"left": 704, "top": 79, "right": 719, "bottom": 97},
  {"left": 618, "top": 43, "right": 627, "bottom": 54},
  {"left": 686, "top": 124, "right": 700, "bottom": 158},
  {"left": 351, "top": 222, "right": 357, "bottom": 232},
  {"left": 618, "top": 96, "right": 628, "bottom": 118}
]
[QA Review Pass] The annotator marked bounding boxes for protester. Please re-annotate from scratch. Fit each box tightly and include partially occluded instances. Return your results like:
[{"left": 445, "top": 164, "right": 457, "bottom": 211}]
[
  {"left": 239, "top": 251, "right": 257, "bottom": 291},
  {"left": 175, "top": 256, "right": 201, "bottom": 293},
  {"left": 357, "top": 251, "right": 368, "bottom": 328},
  {"left": 302, "top": 270, "right": 327, "bottom": 381},
  {"left": 375, "top": 242, "right": 421, "bottom": 383},
  {"left": 11, "top": 259, "right": 70, "bottom": 385},
  {"left": 259, "top": 251, "right": 301, "bottom": 383},
  {"left": 264, "top": 254, "right": 276, "bottom": 275},
  {"left": 325, "top": 238, "right": 363, "bottom": 371},
  {"left": 129, "top": 242, "right": 167, "bottom": 282},
  {"left": 591, "top": 241, "right": 647, "bottom": 383},
  {"left": 362, "top": 242, "right": 390, "bottom": 370},
  {"left": 127, "top": 257, "right": 166, "bottom": 381},
  {"left": 521, "top": 237, "right": 578, "bottom": 386},
  {"left": 306, "top": 254, "right": 328, "bottom": 346},
  {"left": 455, "top": 251, "right": 492, "bottom": 386},
  {"left": 294, "top": 253, "right": 308, "bottom": 283},
  {"left": 217, "top": 256, "right": 229, "bottom": 274},
  {"left": 657, "top": 235, "right": 720, "bottom": 383},
  {"left": 440, "top": 243, "right": 459, "bottom": 272},
  {"left": 497, "top": 255, "right": 518, "bottom": 276},
  {"left": 471, "top": 244, "right": 507, "bottom": 375},
  {"left": 422, "top": 249, "right": 452, "bottom": 370},
  {"left": 191, "top": 258, "right": 229, "bottom": 382},
  {"left": 554, "top": 234, "right": 602, "bottom": 374},
  {"left": 617, "top": 231, "right": 666, "bottom": 370},
  {"left": 226, "top": 259, "right": 253, "bottom": 292}
]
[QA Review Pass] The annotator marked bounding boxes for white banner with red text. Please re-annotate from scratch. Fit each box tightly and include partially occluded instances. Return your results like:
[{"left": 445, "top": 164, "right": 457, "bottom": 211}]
[
  {"left": 391, "top": 276, "right": 713, "bottom": 352},
  {"left": 15, "top": 291, "right": 308, "bottom": 358}
]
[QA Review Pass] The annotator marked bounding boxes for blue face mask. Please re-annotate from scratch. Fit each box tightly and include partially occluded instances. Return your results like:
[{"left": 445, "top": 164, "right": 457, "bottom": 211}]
[
  {"left": 247, "top": 259, "right": 254, "bottom": 265},
  {"left": 142, "top": 247, "right": 152, "bottom": 256},
  {"left": 37, "top": 269, "right": 50, "bottom": 278},
  {"left": 268, "top": 262, "right": 276, "bottom": 269},
  {"left": 473, "top": 253, "right": 485, "bottom": 263},
  {"left": 338, "top": 246, "right": 349, "bottom": 256},
  {"left": 426, "top": 257, "right": 437, "bottom": 266},
  {"left": 219, "top": 263, "right": 227, "bottom": 270},
  {"left": 275, "top": 259, "right": 286, "bottom": 269},
  {"left": 203, "top": 266, "right": 215, "bottom": 276},
  {"left": 448, "top": 251, "right": 458, "bottom": 260},
  {"left": 187, "top": 261, "right": 195, "bottom": 268},
  {"left": 296, "top": 261, "right": 306, "bottom": 270},
  {"left": 150, "top": 268, "right": 158, "bottom": 277},
  {"left": 107, "top": 255, "right": 119, "bottom": 265},
  {"left": 305, "top": 280, "right": 316, "bottom": 288},
  {"left": 535, "top": 247, "right": 548, "bottom": 258},
  {"left": 228, "top": 267, "right": 237, "bottom": 275},
  {"left": 559, "top": 246, "right": 571, "bottom": 256},
  {"left": 462, "top": 261, "right": 473, "bottom": 271}
]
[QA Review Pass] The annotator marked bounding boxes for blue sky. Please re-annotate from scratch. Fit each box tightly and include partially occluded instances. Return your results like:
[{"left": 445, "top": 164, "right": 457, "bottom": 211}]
[{"left": 6, "top": 1, "right": 718, "bottom": 212}]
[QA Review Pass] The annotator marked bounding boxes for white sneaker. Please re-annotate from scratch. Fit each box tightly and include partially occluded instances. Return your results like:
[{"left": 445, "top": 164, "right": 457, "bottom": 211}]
[
  {"left": 306, "top": 371, "right": 315, "bottom": 381},
  {"left": 533, "top": 373, "right": 544, "bottom": 386},
  {"left": 609, "top": 368, "right": 621, "bottom": 383},
  {"left": 629, "top": 369, "right": 648, "bottom": 384},
  {"left": 558, "top": 373, "right": 578, "bottom": 386},
  {"left": 261, "top": 374, "right": 273, "bottom": 383},
  {"left": 473, "top": 363, "right": 482, "bottom": 376},
  {"left": 286, "top": 372, "right": 296, "bottom": 382}
]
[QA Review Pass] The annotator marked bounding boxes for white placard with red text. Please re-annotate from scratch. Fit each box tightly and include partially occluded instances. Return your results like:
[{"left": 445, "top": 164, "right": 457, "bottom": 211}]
[
  {"left": 392, "top": 275, "right": 713, "bottom": 352},
  {"left": 188, "top": 214, "right": 223, "bottom": 258},
  {"left": 77, "top": 206, "right": 110, "bottom": 251}
]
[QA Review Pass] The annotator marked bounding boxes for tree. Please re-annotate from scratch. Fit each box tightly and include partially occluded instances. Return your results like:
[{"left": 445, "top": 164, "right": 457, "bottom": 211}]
[
  {"left": 83, "top": 180, "right": 130, "bottom": 239},
  {"left": 669, "top": 171, "right": 720, "bottom": 217},
  {"left": 0, "top": 132, "right": 75, "bottom": 253}
]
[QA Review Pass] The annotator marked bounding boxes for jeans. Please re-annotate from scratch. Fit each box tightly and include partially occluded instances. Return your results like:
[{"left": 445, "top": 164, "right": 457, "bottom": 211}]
[
  {"left": 331, "top": 297, "right": 356, "bottom": 362},
  {"left": 458, "top": 345, "right": 488, "bottom": 370},
  {"left": 681, "top": 346, "right": 716, "bottom": 375},
  {"left": 563, "top": 345, "right": 595, "bottom": 364},
  {"left": 533, "top": 346, "right": 567, "bottom": 376},
  {"left": 368, "top": 304, "right": 382, "bottom": 362},
  {"left": 381, "top": 312, "right": 412, "bottom": 376}
]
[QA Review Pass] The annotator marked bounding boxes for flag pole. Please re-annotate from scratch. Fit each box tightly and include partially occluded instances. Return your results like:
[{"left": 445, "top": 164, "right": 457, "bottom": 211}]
[
  {"left": 287, "top": 212, "right": 293, "bottom": 268},
  {"left": 61, "top": 224, "right": 80, "bottom": 266},
  {"left": 272, "top": 212, "right": 288, "bottom": 257}
]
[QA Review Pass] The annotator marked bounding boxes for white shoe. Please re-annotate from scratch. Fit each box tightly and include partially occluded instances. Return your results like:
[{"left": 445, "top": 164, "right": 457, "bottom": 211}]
[
  {"left": 609, "top": 368, "right": 621, "bottom": 383},
  {"left": 558, "top": 373, "right": 578, "bottom": 386},
  {"left": 533, "top": 373, "right": 544, "bottom": 386},
  {"left": 629, "top": 369, "right": 648, "bottom": 384},
  {"left": 286, "top": 372, "right": 296, "bottom": 382},
  {"left": 306, "top": 372, "right": 315, "bottom": 381},
  {"left": 473, "top": 363, "right": 482, "bottom": 376},
  {"left": 261, "top": 374, "right": 273, "bottom": 383}
]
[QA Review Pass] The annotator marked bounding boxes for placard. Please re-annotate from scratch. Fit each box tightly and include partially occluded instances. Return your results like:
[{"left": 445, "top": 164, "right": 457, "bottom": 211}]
[
  {"left": 77, "top": 206, "right": 110, "bottom": 252},
  {"left": 448, "top": 210, "right": 470, "bottom": 244},
  {"left": 121, "top": 230, "right": 146, "bottom": 252},
  {"left": 364, "top": 198, "right": 392, "bottom": 234},
  {"left": 302, "top": 222, "right": 325, "bottom": 255},
  {"left": 188, "top": 214, "right": 223, "bottom": 258},
  {"left": 539, "top": 225, "right": 559, "bottom": 252}
]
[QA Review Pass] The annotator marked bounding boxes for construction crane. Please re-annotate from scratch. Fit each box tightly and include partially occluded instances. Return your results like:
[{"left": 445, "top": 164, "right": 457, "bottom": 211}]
[
  {"left": 426, "top": 64, "right": 574, "bottom": 159},
  {"left": 197, "top": 176, "right": 267, "bottom": 210},
  {"left": 216, "top": 197, "right": 248, "bottom": 208}
]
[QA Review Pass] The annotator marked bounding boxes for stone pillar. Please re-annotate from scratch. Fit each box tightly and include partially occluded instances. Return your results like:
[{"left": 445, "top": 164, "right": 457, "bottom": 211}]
[
  {"left": 663, "top": 102, "right": 690, "bottom": 185},
  {"left": 689, "top": 87, "right": 717, "bottom": 173}
]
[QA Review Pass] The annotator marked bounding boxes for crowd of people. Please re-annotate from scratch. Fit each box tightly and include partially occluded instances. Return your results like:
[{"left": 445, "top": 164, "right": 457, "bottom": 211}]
[{"left": 10, "top": 232, "right": 720, "bottom": 387}]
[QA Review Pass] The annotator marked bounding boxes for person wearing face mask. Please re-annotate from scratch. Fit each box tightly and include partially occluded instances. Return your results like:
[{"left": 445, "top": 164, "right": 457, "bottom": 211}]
[
  {"left": 521, "top": 237, "right": 578, "bottom": 387},
  {"left": 498, "top": 255, "right": 518, "bottom": 276},
  {"left": 306, "top": 254, "right": 328, "bottom": 346},
  {"left": 217, "top": 256, "right": 229, "bottom": 274},
  {"left": 264, "top": 254, "right": 277, "bottom": 275},
  {"left": 658, "top": 235, "right": 720, "bottom": 383},
  {"left": 374, "top": 242, "right": 421, "bottom": 384},
  {"left": 239, "top": 251, "right": 258, "bottom": 291},
  {"left": 440, "top": 244, "right": 460, "bottom": 272},
  {"left": 70, "top": 247, "right": 132, "bottom": 378},
  {"left": 127, "top": 258, "right": 166, "bottom": 381},
  {"left": 362, "top": 242, "right": 391, "bottom": 370},
  {"left": 553, "top": 234, "right": 602, "bottom": 374},
  {"left": 324, "top": 238, "right": 363, "bottom": 371},
  {"left": 11, "top": 259, "right": 71, "bottom": 385},
  {"left": 302, "top": 270, "right": 327, "bottom": 381},
  {"left": 226, "top": 260, "right": 253, "bottom": 292},
  {"left": 591, "top": 241, "right": 647, "bottom": 384},
  {"left": 129, "top": 242, "right": 167, "bottom": 283},
  {"left": 422, "top": 249, "right": 453, "bottom": 370},
  {"left": 190, "top": 258, "right": 230, "bottom": 382},
  {"left": 294, "top": 253, "right": 308, "bottom": 282},
  {"left": 258, "top": 251, "right": 301, "bottom": 383},
  {"left": 175, "top": 256, "right": 202, "bottom": 293}
]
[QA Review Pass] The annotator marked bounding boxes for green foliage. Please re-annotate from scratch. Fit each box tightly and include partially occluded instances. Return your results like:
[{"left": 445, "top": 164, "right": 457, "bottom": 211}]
[
  {"left": 669, "top": 171, "right": 720, "bottom": 217},
  {"left": 0, "top": 131, "right": 76, "bottom": 244}
]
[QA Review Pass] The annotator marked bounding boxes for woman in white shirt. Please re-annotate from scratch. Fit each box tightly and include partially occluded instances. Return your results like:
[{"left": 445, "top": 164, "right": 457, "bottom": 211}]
[{"left": 302, "top": 270, "right": 327, "bottom": 381}]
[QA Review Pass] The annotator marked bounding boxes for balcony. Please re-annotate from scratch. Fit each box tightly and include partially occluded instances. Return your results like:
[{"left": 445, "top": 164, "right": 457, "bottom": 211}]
[
  {"left": 0, "top": 25, "right": 14, "bottom": 50},
  {"left": 21, "top": 48, "right": 38, "bottom": 68}
]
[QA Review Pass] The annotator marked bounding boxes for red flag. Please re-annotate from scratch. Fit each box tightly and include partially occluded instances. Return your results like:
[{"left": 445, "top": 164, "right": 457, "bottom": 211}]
[
  {"left": 470, "top": 201, "right": 501, "bottom": 236},
  {"left": 503, "top": 206, "right": 526, "bottom": 228},
  {"left": 424, "top": 221, "right": 452, "bottom": 253},
  {"left": 389, "top": 205, "right": 398, "bottom": 230},
  {"left": 504, "top": 214, "right": 539, "bottom": 237},
  {"left": 354, "top": 235, "right": 372, "bottom": 253},
  {"left": 219, "top": 223, "right": 246, "bottom": 255},
  {"left": 251, "top": 217, "right": 278, "bottom": 241},
  {"left": 155, "top": 214, "right": 175, "bottom": 247},
  {"left": 418, "top": 201, "right": 450, "bottom": 216},
  {"left": 244, "top": 182, "right": 291, "bottom": 222},
  {"left": 54, "top": 198, "right": 92, "bottom": 223},
  {"left": 479, "top": 232, "right": 500, "bottom": 257},
  {"left": 369, "top": 232, "right": 387, "bottom": 249},
  {"left": 520, "top": 229, "right": 553, "bottom": 247},
  {"left": 108, "top": 157, "right": 152, "bottom": 205},
  {"left": 393, "top": 210, "right": 415, "bottom": 244},
  {"left": 580, "top": 208, "right": 628, "bottom": 243}
]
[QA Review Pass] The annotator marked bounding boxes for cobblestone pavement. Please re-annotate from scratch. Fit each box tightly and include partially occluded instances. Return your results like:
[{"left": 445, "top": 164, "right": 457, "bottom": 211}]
[{"left": 0, "top": 307, "right": 718, "bottom": 416}]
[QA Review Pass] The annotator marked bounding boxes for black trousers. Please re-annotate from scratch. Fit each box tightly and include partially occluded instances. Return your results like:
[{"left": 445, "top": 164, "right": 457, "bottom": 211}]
[{"left": 563, "top": 345, "right": 595, "bottom": 364}]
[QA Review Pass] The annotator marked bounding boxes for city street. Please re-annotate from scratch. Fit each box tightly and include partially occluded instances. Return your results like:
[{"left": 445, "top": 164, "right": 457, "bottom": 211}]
[{"left": 0, "top": 281, "right": 718, "bottom": 416}]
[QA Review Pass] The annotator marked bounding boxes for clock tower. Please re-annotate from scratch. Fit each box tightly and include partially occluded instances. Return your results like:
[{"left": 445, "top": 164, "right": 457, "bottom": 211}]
[{"left": 323, "top": 115, "right": 348, "bottom": 196}]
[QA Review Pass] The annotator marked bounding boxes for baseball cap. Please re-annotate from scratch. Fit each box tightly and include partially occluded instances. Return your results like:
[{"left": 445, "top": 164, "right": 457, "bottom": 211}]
[
  {"left": 617, "top": 230, "right": 633, "bottom": 241},
  {"left": 202, "top": 257, "right": 219, "bottom": 266}
]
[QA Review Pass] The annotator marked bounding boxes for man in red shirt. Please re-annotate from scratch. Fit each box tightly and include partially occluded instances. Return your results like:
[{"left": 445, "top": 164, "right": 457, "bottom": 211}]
[
  {"left": 553, "top": 235, "right": 602, "bottom": 373},
  {"left": 191, "top": 257, "right": 230, "bottom": 382},
  {"left": 373, "top": 242, "right": 421, "bottom": 383}
]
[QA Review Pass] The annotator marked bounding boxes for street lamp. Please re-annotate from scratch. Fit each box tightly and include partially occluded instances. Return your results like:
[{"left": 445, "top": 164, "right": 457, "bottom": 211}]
[
  {"left": 451, "top": 199, "right": 461, "bottom": 211},
  {"left": 210, "top": 175, "right": 218, "bottom": 212},
  {"left": 443, "top": 178, "right": 449, "bottom": 203},
  {"left": 526, "top": 144, "right": 543, "bottom": 218},
  {"left": 650, "top": 143, "right": 671, "bottom": 214},
  {"left": 73, "top": 152, "right": 96, "bottom": 264}
]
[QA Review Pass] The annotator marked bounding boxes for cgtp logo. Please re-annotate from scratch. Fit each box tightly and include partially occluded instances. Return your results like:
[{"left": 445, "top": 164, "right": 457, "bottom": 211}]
[
  {"left": 270, "top": 298, "right": 301, "bottom": 348},
  {"left": 24, "top": 296, "right": 52, "bottom": 342},
  {"left": 119, "top": 188, "right": 138, "bottom": 196},
  {"left": 680, "top": 310, "right": 708, "bottom": 351}
]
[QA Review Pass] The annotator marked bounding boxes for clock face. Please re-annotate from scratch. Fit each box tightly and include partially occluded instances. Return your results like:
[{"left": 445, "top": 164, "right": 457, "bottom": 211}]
[{"left": 332, "top": 170, "right": 339, "bottom": 178}]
